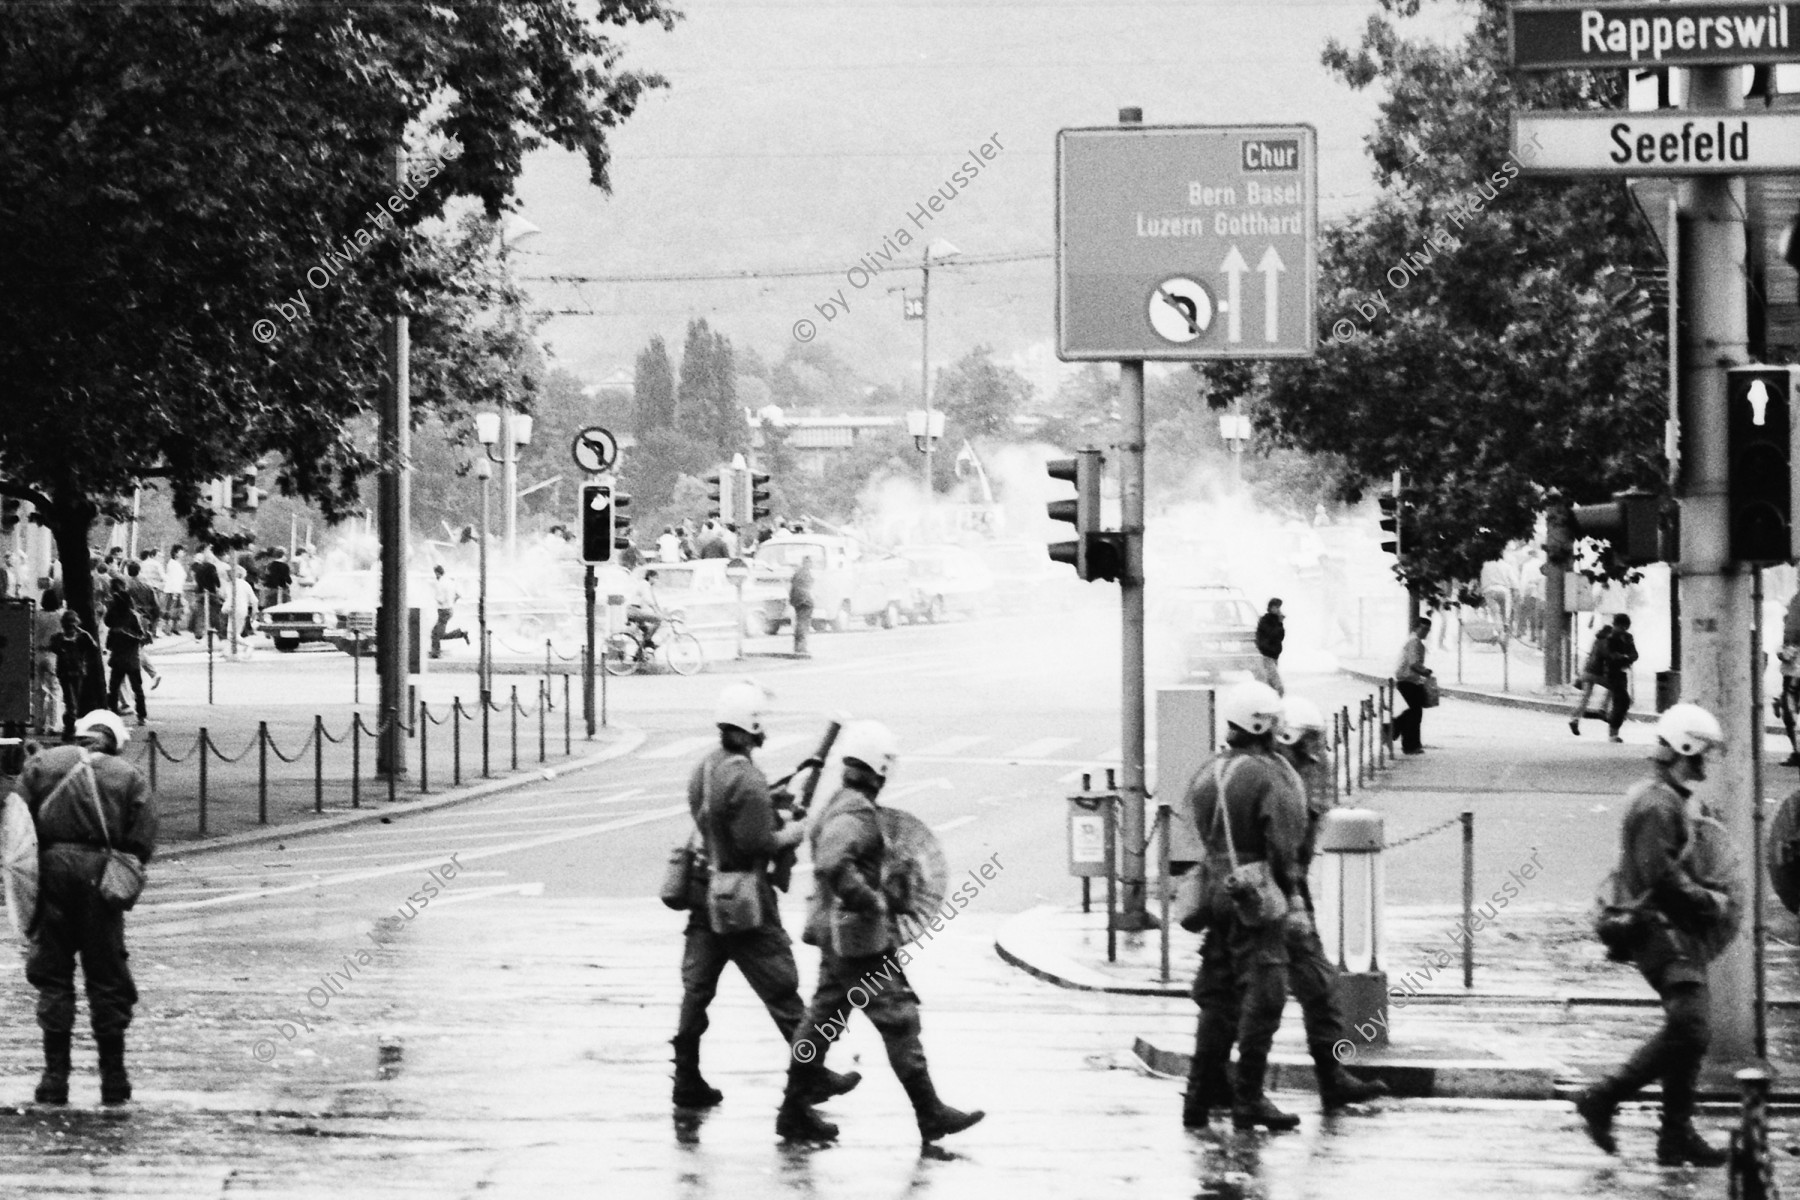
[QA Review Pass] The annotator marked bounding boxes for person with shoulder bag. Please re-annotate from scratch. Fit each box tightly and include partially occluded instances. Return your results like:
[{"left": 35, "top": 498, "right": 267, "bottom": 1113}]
[
  {"left": 1178, "top": 681, "right": 1308, "bottom": 1133},
  {"left": 1392, "top": 618, "right": 1433, "bottom": 754},
  {"left": 668, "top": 681, "right": 859, "bottom": 1112},
  {"left": 1575, "top": 704, "right": 1734, "bottom": 1168},
  {"left": 19, "top": 710, "right": 157, "bottom": 1106}
]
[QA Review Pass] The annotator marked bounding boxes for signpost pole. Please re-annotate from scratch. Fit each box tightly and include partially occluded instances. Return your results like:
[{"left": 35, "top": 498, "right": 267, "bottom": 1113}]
[
  {"left": 584, "top": 564, "right": 596, "bottom": 739},
  {"left": 376, "top": 143, "right": 410, "bottom": 780}
]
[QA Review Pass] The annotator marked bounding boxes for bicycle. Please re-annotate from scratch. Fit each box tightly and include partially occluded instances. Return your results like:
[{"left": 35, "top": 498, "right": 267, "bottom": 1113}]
[{"left": 603, "top": 612, "right": 705, "bottom": 677}]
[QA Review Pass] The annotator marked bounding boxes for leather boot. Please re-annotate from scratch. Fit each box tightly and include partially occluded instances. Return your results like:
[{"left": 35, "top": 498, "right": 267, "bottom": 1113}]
[
  {"left": 96, "top": 1033, "right": 130, "bottom": 1106},
  {"left": 670, "top": 1037, "right": 722, "bottom": 1108},
  {"left": 803, "top": 1066, "right": 862, "bottom": 1106},
  {"left": 901, "top": 1068, "right": 985, "bottom": 1143},
  {"left": 1573, "top": 1084, "right": 1620, "bottom": 1155},
  {"left": 1231, "top": 1052, "right": 1300, "bottom": 1131},
  {"left": 1182, "top": 1013, "right": 1234, "bottom": 1128},
  {"left": 1310, "top": 1043, "right": 1388, "bottom": 1110},
  {"left": 775, "top": 1099, "right": 840, "bottom": 1143},
  {"left": 1657, "top": 1069, "right": 1726, "bottom": 1167},
  {"left": 34, "top": 1030, "right": 71, "bottom": 1106}
]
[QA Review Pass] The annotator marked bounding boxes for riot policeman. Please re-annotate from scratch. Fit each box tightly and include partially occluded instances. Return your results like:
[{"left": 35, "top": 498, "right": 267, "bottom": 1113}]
[
  {"left": 670, "top": 681, "right": 860, "bottom": 1110},
  {"left": 1180, "top": 680, "right": 1307, "bottom": 1131},
  {"left": 778, "top": 721, "right": 984, "bottom": 1145}
]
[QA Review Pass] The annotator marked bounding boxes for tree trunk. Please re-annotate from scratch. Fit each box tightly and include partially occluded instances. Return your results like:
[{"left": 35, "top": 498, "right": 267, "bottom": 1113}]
[{"left": 46, "top": 498, "right": 107, "bottom": 715}]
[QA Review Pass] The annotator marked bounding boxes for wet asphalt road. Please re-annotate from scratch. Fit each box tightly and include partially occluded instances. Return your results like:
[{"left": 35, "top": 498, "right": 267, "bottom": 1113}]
[{"left": 0, "top": 611, "right": 1778, "bottom": 1197}]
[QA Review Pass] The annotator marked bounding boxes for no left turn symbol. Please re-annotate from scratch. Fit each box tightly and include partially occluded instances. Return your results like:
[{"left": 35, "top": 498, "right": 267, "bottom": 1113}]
[{"left": 1147, "top": 277, "right": 1220, "bottom": 344}]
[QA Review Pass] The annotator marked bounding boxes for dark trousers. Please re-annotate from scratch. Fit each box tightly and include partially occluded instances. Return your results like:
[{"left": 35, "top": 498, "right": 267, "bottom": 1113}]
[
  {"left": 792, "top": 604, "right": 813, "bottom": 655},
  {"left": 1192, "top": 912, "right": 1290, "bottom": 1102},
  {"left": 108, "top": 650, "right": 146, "bottom": 720},
  {"left": 787, "top": 949, "right": 927, "bottom": 1095},
  {"left": 1395, "top": 681, "right": 1428, "bottom": 751},
  {"left": 673, "top": 921, "right": 807, "bottom": 1069},
  {"left": 58, "top": 676, "right": 82, "bottom": 740},
  {"left": 430, "top": 608, "right": 464, "bottom": 656},
  {"left": 1599, "top": 965, "right": 1710, "bottom": 1128},
  {"left": 26, "top": 866, "right": 139, "bottom": 1037},
  {"left": 1604, "top": 671, "right": 1632, "bottom": 736}
]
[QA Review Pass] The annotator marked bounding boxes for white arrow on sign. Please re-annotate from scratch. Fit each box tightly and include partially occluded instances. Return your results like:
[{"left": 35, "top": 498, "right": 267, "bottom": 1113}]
[
  {"left": 1219, "top": 245, "right": 1248, "bottom": 344},
  {"left": 1258, "top": 245, "right": 1285, "bottom": 343}
]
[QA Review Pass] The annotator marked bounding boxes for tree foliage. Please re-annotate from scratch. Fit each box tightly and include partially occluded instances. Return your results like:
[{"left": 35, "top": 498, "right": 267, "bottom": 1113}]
[
  {"left": 632, "top": 335, "right": 677, "bottom": 434},
  {"left": 933, "top": 345, "right": 1034, "bottom": 441},
  {"left": 1226, "top": 0, "right": 1665, "bottom": 596}
]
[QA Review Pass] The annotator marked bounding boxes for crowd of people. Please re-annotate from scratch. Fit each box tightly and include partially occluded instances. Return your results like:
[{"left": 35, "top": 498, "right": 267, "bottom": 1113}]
[
  {"left": 631, "top": 517, "right": 809, "bottom": 569},
  {"left": 27, "top": 542, "right": 315, "bottom": 739}
]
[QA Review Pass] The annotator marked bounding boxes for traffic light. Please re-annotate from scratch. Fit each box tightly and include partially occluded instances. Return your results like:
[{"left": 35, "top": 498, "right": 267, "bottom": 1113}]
[
  {"left": 1725, "top": 364, "right": 1800, "bottom": 564},
  {"left": 1046, "top": 448, "right": 1107, "bottom": 581},
  {"left": 230, "top": 467, "right": 263, "bottom": 513},
  {"left": 1569, "top": 490, "right": 1663, "bottom": 566},
  {"left": 705, "top": 469, "right": 734, "bottom": 524},
  {"left": 1378, "top": 493, "right": 1401, "bottom": 557},
  {"left": 612, "top": 491, "right": 632, "bottom": 552},
  {"left": 744, "top": 470, "right": 772, "bottom": 523},
  {"left": 0, "top": 498, "right": 20, "bottom": 533},
  {"left": 581, "top": 482, "right": 615, "bottom": 564}
]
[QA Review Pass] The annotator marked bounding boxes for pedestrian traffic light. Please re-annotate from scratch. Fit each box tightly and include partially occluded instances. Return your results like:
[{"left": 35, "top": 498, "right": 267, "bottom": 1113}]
[
  {"left": 744, "top": 470, "right": 772, "bottom": 523},
  {"left": 1569, "top": 490, "right": 1663, "bottom": 566},
  {"left": 230, "top": 467, "right": 263, "bottom": 513},
  {"left": 1046, "top": 448, "right": 1106, "bottom": 581},
  {"left": 581, "top": 482, "right": 615, "bottom": 564},
  {"left": 612, "top": 491, "right": 632, "bottom": 552},
  {"left": 1725, "top": 364, "right": 1800, "bottom": 563},
  {"left": 705, "top": 469, "right": 734, "bottom": 524},
  {"left": 0, "top": 498, "right": 20, "bottom": 532}
]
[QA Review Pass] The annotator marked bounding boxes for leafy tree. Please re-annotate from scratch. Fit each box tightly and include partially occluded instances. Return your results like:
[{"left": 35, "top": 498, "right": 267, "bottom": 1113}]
[
  {"left": 0, "top": 0, "right": 674, "bottom": 634},
  {"left": 633, "top": 335, "right": 677, "bottom": 434},
  {"left": 933, "top": 345, "right": 1035, "bottom": 441},
  {"left": 1226, "top": 0, "right": 1663, "bottom": 597},
  {"left": 769, "top": 341, "right": 864, "bottom": 414}
]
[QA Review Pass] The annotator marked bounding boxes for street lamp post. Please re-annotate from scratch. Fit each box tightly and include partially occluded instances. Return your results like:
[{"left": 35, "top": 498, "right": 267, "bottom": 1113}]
[
  {"left": 474, "top": 413, "right": 504, "bottom": 698},
  {"left": 501, "top": 411, "right": 533, "bottom": 559},
  {"left": 918, "top": 239, "right": 960, "bottom": 499}
]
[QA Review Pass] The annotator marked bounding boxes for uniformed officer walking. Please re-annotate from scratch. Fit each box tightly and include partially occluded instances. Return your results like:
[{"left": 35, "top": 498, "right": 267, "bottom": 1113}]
[
  {"left": 21, "top": 709, "right": 157, "bottom": 1105},
  {"left": 670, "top": 681, "right": 859, "bottom": 1110},
  {"left": 1270, "top": 696, "right": 1388, "bottom": 1109},
  {"left": 1575, "top": 703, "right": 1732, "bottom": 1167},
  {"left": 1181, "top": 681, "right": 1307, "bottom": 1131},
  {"left": 778, "top": 721, "right": 984, "bottom": 1145}
]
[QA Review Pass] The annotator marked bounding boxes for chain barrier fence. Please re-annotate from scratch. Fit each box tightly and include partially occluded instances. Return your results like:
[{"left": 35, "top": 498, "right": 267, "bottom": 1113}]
[{"left": 133, "top": 681, "right": 592, "bottom": 841}]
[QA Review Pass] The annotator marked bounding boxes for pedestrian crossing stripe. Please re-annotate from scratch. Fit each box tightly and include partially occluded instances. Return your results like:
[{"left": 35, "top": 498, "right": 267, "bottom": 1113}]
[
  {"left": 913, "top": 734, "right": 991, "bottom": 756},
  {"left": 1003, "top": 737, "right": 1080, "bottom": 759}
]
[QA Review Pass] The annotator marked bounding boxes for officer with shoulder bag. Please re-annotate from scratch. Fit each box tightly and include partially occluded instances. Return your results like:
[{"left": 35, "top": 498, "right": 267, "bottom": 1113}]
[
  {"left": 20, "top": 709, "right": 156, "bottom": 1106},
  {"left": 1179, "top": 681, "right": 1308, "bottom": 1132},
  {"left": 668, "top": 681, "right": 860, "bottom": 1112},
  {"left": 1576, "top": 703, "right": 1733, "bottom": 1167}
]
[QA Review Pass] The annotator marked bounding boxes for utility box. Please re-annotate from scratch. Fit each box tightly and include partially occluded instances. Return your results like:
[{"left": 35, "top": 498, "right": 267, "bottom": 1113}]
[
  {"left": 1156, "top": 686, "right": 1216, "bottom": 869},
  {"left": 1066, "top": 790, "right": 1113, "bottom": 878},
  {"left": 0, "top": 600, "right": 34, "bottom": 728}
]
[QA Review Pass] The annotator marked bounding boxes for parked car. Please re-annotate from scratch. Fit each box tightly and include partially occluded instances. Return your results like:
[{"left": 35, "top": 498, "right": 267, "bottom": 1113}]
[
  {"left": 755, "top": 534, "right": 913, "bottom": 631},
  {"left": 896, "top": 544, "right": 993, "bottom": 622},
  {"left": 979, "top": 539, "right": 1076, "bottom": 613},
  {"left": 1168, "top": 584, "right": 1263, "bottom": 682},
  {"left": 633, "top": 559, "right": 787, "bottom": 637}
]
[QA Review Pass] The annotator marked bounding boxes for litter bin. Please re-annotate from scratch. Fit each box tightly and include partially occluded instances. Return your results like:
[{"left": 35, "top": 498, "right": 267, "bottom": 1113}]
[
  {"left": 1316, "top": 808, "right": 1389, "bottom": 1046},
  {"left": 1656, "top": 669, "right": 1681, "bottom": 713}
]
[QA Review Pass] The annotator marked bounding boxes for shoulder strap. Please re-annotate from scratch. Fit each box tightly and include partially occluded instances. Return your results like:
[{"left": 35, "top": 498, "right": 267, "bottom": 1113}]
[
  {"left": 696, "top": 755, "right": 720, "bottom": 865},
  {"left": 1212, "top": 757, "right": 1245, "bottom": 868},
  {"left": 42, "top": 751, "right": 108, "bottom": 848}
]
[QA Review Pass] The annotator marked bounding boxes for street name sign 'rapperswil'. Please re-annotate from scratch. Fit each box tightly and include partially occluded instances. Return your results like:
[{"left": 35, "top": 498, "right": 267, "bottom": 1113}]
[
  {"left": 1513, "top": 109, "right": 1800, "bottom": 174},
  {"left": 1512, "top": 3, "right": 1800, "bottom": 70},
  {"left": 1057, "top": 124, "right": 1317, "bottom": 361}
]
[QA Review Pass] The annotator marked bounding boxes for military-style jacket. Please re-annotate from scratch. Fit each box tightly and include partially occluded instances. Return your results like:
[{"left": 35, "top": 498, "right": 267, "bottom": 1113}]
[
  {"left": 1184, "top": 745, "right": 1306, "bottom": 900},
  {"left": 803, "top": 784, "right": 896, "bottom": 958}
]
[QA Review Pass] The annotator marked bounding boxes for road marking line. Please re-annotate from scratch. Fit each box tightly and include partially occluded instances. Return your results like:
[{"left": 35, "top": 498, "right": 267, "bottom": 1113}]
[
  {"left": 1002, "top": 737, "right": 1080, "bottom": 759},
  {"left": 913, "top": 735, "right": 990, "bottom": 757},
  {"left": 644, "top": 735, "right": 715, "bottom": 760},
  {"left": 932, "top": 816, "right": 977, "bottom": 833},
  {"left": 761, "top": 732, "right": 810, "bottom": 752},
  {"left": 883, "top": 777, "right": 953, "bottom": 802},
  {"left": 141, "top": 805, "right": 690, "bottom": 912}
]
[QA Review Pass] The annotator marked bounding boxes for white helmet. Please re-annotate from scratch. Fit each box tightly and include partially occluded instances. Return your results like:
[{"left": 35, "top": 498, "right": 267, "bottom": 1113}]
[
  {"left": 837, "top": 720, "right": 899, "bottom": 779},
  {"left": 73, "top": 709, "right": 129, "bottom": 750},
  {"left": 1275, "top": 696, "right": 1326, "bottom": 746},
  {"left": 1220, "top": 680, "right": 1283, "bottom": 737},
  {"left": 1656, "top": 703, "right": 1724, "bottom": 757},
  {"left": 714, "top": 680, "right": 768, "bottom": 736}
]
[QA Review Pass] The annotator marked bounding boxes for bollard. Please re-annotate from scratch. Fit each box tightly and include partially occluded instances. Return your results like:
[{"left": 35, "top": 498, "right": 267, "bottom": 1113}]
[
  {"left": 197, "top": 727, "right": 209, "bottom": 835},
  {"left": 353, "top": 630, "right": 362, "bottom": 705},
  {"left": 147, "top": 732, "right": 158, "bottom": 795},
  {"left": 452, "top": 698, "right": 463, "bottom": 788},
  {"left": 386, "top": 708, "right": 397, "bottom": 805},
  {"left": 1341, "top": 706, "right": 1354, "bottom": 796},
  {"left": 1157, "top": 805, "right": 1172, "bottom": 984},
  {"left": 481, "top": 691, "right": 491, "bottom": 779},
  {"left": 313, "top": 715, "right": 324, "bottom": 813},
  {"left": 564, "top": 674, "right": 572, "bottom": 756},
  {"left": 1733, "top": 1068, "right": 1777, "bottom": 1200},
  {"left": 510, "top": 685, "right": 519, "bottom": 773},
  {"left": 257, "top": 721, "right": 269, "bottom": 825},
  {"left": 351, "top": 716, "right": 361, "bottom": 809},
  {"left": 1318, "top": 808, "right": 1388, "bottom": 1045},
  {"left": 538, "top": 681, "right": 547, "bottom": 764},
  {"left": 1462, "top": 810, "right": 1475, "bottom": 988},
  {"left": 419, "top": 700, "right": 430, "bottom": 795}
]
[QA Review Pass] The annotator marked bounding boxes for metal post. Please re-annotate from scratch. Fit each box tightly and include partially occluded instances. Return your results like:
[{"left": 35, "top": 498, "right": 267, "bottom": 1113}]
[
  {"left": 538, "top": 681, "right": 547, "bottom": 764},
  {"left": 1104, "top": 794, "right": 1118, "bottom": 962},
  {"left": 353, "top": 629, "right": 361, "bottom": 705},
  {"left": 1679, "top": 63, "right": 1755, "bottom": 1063},
  {"left": 1158, "top": 806, "right": 1172, "bottom": 984},
  {"left": 257, "top": 721, "right": 268, "bottom": 825},
  {"left": 482, "top": 690, "right": 491, "bottom": 779},
  {"left": 544, "top": 638, "right": 552, "bottom": 710},
  {"left": 1117, "top": 301, "right": 1150, "bottom": 926},
  {"left": 351, "top": 716, "right": 361, "bottom": 809},
  {"left": 386, "top": 710, "right": 397, "bottom": 804},
  {"left": 1753, "top": 566, "right": 1769, "bottom": 1061},
  {"left": 197, "top": 728, "right": 208, "bottom": 835},
  {"left": 206, "top": 606, "right": 214, "bottom": 705},
  {"left": 503, "top": 408, "right": 518, "bottom": 558},
  {"left": 1462, "top": 809, "right": 1475, "bottom": 989},
  {"left": 376, "top": 142, "right": 411, "bottom": 782},
  {"left": 1734, "top": 1068, "right": 1776, "bottom": 1200},
  {"left": 733, "top": 577, "right": 746, "bottom": 660},
  {"left": 563, "top": 674, "right": 571, "bottom": 756},
  {"left": 921, "top": 249, "right": 934, "bottom": 498},
  {"left": 510, "top": 684, "right": 519, "bottom": 773},
  {"left": 147, "top": 732, "right": 158, "bottom": 795},
  {"left": 452, "top": 699, "right": 462, "bottom": 787},
  {"left": 583, "top": 564, "right": 596, "bottom": 737},
  {"left": 419, "top": 700, "right": 429, "bottom": 794},
  {"left": 479, "top": 472, "right": 491, "bottom": 696},
  {"left": 313, "top": 714, "right": 323, "bottom": 813}
]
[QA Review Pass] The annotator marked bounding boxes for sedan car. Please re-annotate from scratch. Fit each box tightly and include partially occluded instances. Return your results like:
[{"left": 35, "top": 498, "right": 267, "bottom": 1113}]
[
  {"left": 1170, "top": 585, "right": 1264, "bottom": 682},
  {"left": 257, "top": 570, "right": 379, "bottom": 651},
  {"left": 895, "top": 544, "right": 993, "bottom": 622}
]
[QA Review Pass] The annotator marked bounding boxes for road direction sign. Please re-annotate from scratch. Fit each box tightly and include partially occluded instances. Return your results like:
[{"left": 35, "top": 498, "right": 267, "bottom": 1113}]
[
  {"left": 1513, "top": 109, "right": 1800, "bottom": 174},
  {"left": 571, "top": 425, "right": 618, "bottom": 474},
  {"left": 1057, "top": 124, "right": 1317, "bottom": 361},
  {"left": 1511, "top": 3, "right": 1800, "bottom": 71}
]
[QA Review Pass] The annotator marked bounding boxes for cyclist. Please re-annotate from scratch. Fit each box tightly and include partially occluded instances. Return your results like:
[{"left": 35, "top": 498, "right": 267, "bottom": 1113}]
[{"left": 627, "top": 569, "right": 666, "bottom": 651}]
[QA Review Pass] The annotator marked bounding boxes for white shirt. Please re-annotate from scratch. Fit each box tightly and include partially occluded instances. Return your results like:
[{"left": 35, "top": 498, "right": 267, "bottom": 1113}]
[
  {"left": 657, "top": 533, "right": 681, "bottom": 563},
  {"left": 434, "top": 576, "right": 458, "bottom": 608},
  {"left": 162, "top": 559, "right": 187, "bottom": 594}
]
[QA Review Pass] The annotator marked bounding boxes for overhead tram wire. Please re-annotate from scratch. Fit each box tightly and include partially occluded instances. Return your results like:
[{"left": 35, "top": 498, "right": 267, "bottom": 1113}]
[{"left": 523, "top": 249, "right": 1052, "bottom": 288}]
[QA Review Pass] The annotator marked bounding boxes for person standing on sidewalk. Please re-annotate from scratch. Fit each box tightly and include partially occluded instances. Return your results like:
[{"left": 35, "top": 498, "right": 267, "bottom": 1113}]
[
  {"left": 160, "top": 546, "right": 188, "bottom": 638},
  {"left": 1575, "top": 703, "right": 1733, "bottom": 1168},
  {"left": 1600, "top": 614, "right": 1639, "bottom": 743},
  {"left": 670, "top": 682, "right": 859, "bottom": 1112},
  {"left": 187, "top": 546, "right": 221, "bottom": 640},
  {"left": 1567, "top": 618, "right": 1615, "bottom": 737},
  {"left": 1255, "top": 598, "right": 1286, "bottom": 696},
  {"left": 123, "top": 563, "right": 160, "bottom": 691},
  {"left": 33, "top": 589, "right": 64, "bottom": 737},
  {"left": 1392, "top": 618, "right": 1432, "bottom": 755},
  {"left": 778, "top": 721, "right": 984, "bottom": 1146},
  {"left": 102, "top": 582, "right": 149, "bottom": 728},
  {"left": 21, "top": 709, "right": 158, "bottom": 1106},
  {"left": 1181, "top": 680, "right": 1307, "bottom": 1132},
  {"left": 789, "top": 557, "right": 815, "bottom": 658},
  {"left": 48, "top": 611, "right": 97, "bottom": 743}
]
